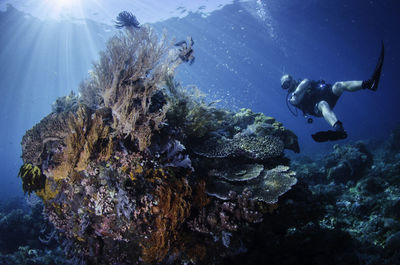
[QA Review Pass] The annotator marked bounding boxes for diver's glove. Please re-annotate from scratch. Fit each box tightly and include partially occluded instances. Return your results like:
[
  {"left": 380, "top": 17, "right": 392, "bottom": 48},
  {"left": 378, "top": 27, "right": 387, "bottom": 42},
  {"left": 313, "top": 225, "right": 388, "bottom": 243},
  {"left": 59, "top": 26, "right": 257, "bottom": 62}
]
[{"left": 311, "top": 121, "right": 347, "bottom": 142}]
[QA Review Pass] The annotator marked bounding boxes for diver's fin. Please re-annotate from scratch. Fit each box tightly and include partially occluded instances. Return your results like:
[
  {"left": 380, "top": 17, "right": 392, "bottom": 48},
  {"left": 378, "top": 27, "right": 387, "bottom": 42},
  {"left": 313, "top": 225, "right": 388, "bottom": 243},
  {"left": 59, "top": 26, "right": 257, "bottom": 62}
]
[
  {"left": 369, "top": 41, "right": 385, "bottom": 91},
  {"left": 311, "top": 130, "right": 348, "bottom": 142}
]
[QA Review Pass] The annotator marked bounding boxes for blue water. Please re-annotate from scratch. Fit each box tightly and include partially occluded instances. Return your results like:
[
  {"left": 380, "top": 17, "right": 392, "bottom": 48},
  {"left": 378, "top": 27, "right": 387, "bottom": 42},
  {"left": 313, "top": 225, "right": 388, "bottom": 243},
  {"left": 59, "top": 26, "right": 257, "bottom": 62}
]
[{"left": 0, "top": 0, "right": 399, "bottom": 199}]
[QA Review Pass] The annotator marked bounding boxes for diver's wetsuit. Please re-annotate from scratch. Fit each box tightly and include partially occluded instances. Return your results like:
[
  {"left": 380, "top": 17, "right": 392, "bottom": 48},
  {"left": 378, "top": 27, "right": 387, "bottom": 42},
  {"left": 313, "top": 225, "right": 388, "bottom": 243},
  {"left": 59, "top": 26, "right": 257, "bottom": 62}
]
[{"left": 292, "top": 80, "right": 339, "bottom": 117}]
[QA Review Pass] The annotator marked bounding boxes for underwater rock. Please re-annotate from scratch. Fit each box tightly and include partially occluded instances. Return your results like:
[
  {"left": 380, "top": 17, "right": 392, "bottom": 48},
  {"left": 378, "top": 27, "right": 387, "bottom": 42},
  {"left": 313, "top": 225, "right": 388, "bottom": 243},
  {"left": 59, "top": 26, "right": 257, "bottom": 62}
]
[
  {"left": 357, "top": 177, "right": 387, "bottom": 195},
  {"left": 280, "top": 137, "right": 400, "bottom": 265},
  {"left": 387, "top": 124, "right": 400, "bottom": 152},
  {"left": 187, "top": 188, "right": 263, "bottom": 234},
  {"left": 324, "top": 142, "right": 373, "bottom": 183},
  {"left": 0, "top": 197, "right": 66, "bottom": 263},
  {"left": 385, "top": 231, "right": 400, "bottom": 251},
  {"left": 384, "top": 198, "right": 400, "bottom": 220},
  {"left": 383, "top": 218, "right": 400, "bottom": 231},
  {"left": 326, "top": 162, "right": 352, "bottom": 183}
]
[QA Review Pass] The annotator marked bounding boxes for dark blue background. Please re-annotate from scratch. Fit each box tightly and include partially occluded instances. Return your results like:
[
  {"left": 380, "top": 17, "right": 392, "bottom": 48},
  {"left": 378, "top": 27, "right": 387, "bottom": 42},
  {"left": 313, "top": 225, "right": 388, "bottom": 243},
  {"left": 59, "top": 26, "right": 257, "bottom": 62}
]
[{"left": 158, "top": 0, "right": 400, "bottom": 153}]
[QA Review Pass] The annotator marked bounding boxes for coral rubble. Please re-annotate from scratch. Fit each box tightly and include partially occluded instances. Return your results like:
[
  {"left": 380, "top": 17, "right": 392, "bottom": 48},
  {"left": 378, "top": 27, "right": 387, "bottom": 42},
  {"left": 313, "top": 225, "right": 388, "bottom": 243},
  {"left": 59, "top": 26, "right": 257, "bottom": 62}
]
[{"left": 0, "top": 197, "right": 66, "bottom": 264}]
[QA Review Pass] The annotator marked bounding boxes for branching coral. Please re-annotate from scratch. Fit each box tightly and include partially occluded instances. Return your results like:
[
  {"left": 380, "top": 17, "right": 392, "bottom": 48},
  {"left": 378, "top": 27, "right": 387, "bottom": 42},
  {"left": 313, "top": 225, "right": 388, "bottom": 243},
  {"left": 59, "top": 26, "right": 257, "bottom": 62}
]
[
  {"left": 165, "top": 75, "right": 230, "bottom": 138},
  {"left": 49, "top": 105, "right": 113, "bottom": 180}
]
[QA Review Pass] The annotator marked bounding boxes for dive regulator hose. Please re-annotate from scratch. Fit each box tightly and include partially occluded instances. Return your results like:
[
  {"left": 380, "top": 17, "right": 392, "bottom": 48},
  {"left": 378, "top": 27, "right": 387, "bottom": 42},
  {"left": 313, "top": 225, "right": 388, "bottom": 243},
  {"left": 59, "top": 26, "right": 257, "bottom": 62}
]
[{"left": 286, "top": 91, "right": 298, "bottom": 117}]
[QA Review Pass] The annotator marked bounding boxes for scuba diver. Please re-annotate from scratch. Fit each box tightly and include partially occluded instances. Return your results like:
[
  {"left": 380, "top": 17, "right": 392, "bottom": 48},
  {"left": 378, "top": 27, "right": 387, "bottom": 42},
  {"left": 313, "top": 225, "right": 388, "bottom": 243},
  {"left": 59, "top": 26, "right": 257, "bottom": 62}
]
[{"left": 281, "top": 42, "right": 384, "bottom": 142}]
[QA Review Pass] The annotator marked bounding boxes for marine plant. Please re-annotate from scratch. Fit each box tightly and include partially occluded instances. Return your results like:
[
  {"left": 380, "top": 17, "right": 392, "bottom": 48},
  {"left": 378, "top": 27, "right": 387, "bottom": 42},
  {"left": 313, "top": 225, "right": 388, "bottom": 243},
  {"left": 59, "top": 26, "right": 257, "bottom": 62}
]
[
  {"left": 141, "top": 176, "right": 192, "bottom": 263},
  {"left": 165, "top": 74, "right": 230, "bottom": 138},
  {"left": 80, "top": 24, "right": 174, "bottom": 151}
]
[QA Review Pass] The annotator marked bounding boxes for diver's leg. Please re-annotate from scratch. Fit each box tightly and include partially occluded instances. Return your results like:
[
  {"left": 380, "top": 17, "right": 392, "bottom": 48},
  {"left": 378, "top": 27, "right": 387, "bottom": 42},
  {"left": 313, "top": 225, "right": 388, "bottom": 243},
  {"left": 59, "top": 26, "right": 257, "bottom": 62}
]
[
  {"left": 311, "top": 101, "right": 347, "bottom": 142},
  {"left": 333, "top": 43, "right": 384, "bottom": 95},
  {"left": 317, "top": 101, "right": 339, "bottom": 127},
  {"left": 332, "top": 81, "right": 363, "bottom": 96}
]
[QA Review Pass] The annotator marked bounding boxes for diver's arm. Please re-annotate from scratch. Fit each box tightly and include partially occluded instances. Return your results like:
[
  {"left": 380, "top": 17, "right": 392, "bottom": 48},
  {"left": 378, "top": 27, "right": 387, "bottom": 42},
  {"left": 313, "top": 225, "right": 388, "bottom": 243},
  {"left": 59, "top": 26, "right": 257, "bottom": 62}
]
[{"left": 289, "top": 79, "right": 311, "bottom": 105}]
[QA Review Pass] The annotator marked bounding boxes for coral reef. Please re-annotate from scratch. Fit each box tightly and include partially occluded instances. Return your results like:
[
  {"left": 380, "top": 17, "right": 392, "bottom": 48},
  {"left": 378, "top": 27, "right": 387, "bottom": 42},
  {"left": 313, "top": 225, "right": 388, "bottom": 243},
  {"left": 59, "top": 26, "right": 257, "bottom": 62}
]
[
  {"left": 21, "top": 111, "right": 70, "bottom": 166},
  {"left": 206, "top": 165, "right": 297, "bottom": 204},
  {"left": 81, "top": 25, "right": 173, "bottom": 151},
  {"left": 15, "top": 19, "right": 400, "bottom": 264},
  {"left": 324, "top": 141, "right": 373, "bottom": 183},
  {"left": 18, "top": 16, "right": 299, "bottom": 264},
  {"left": 51, "top": 91, "right": 79, "bottom": 113},
  {"left": 265, "top": 138, "right": 400, "bottom": 265},
  {"left": 141, "top": 176, "right": 192, "bottom": 263},
  {"left": 192, "top": 134, "right": 285, "bottom": 160},
  {"left": 386, "top": 123, "right": 400, "bottom": 153},
  {"left": 0, "top": 197, "right": 66, "bottom": 264},
  {"left": 15, "top": 83, "right": 400, "bottom": 265}
]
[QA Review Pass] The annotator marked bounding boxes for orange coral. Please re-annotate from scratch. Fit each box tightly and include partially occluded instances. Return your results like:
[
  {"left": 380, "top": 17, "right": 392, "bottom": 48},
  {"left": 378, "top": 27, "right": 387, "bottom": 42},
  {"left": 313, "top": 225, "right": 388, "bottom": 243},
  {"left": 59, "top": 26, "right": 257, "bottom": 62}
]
[
  {"left": 141, "top": 176, "right": 192, "bottom": 263},
  {"left": 50, "top": 106, "right": 113, "bottom": 180},
  {"left": 192, "top": 180, "right": 210, "bottom": 209},
  {"left": 35, "top": 178, "right": 59, "bottom": 202},
  {"left": 69, "top": 106, "right": 113, "bottom": 171},
  {"left": 185, "top": 243, "right": 207, "bottom": 263}
]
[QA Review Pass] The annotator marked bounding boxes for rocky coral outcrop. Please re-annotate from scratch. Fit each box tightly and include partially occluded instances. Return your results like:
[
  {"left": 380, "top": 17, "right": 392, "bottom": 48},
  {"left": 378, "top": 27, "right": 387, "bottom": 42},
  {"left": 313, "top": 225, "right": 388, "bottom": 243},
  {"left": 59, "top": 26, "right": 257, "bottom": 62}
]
[
  {"left": 324, "top": 141, "right": 373, "bottom": 183},
  {"left": 206, "top": 165, "right": 297, "bottom": 204},
  {"left": 0, "top": 198, "right": 66, "bottom": 264},
  {"left": 18, "top": 21, "right": 299, "bottom": 265},
  {"left": 272, "top": 135, "right": 400, "bottom": 265}
]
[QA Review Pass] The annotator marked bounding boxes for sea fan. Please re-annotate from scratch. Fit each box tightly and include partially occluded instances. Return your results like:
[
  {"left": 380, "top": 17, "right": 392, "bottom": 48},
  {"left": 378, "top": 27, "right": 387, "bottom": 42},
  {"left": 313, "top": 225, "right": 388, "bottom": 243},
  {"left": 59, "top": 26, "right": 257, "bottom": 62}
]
[{"left": 115, "top": 11, "right": 140, "bottom": 29}]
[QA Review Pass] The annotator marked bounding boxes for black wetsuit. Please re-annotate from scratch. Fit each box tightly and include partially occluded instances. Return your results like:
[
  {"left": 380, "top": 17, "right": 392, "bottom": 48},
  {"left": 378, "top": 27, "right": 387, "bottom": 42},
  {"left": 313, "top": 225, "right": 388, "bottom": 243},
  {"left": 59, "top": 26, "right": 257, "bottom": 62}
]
[{"left": 292, "top": 80, "right": 339, "bottom": 117}]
